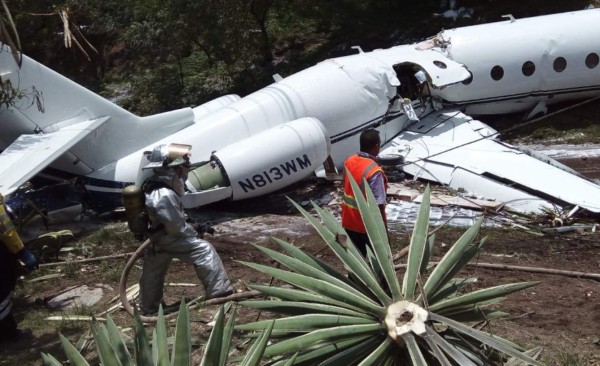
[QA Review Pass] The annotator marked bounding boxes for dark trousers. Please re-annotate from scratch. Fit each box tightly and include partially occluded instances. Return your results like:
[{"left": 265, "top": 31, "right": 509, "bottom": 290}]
[
  {"left": 0, "top": 245, "right": 18, "bottom": 341},
  {"left": 345, "top": 229, "right": 371, "bottom": 257}
]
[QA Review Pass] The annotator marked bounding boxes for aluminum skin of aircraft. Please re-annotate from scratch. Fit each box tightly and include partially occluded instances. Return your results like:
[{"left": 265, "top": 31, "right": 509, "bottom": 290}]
[{"left": 0, "top": 8, "right": 599, "bottom": 218}]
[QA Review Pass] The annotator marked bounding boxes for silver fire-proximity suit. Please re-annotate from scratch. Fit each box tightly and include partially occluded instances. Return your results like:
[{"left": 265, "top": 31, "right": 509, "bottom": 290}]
[{"left": 138, "top": 145, "right": 232, "bottom": 315}]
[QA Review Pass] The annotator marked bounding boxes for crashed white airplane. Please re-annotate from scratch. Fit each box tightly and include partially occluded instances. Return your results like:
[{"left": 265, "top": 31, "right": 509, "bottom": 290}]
[{"left": 1, "top": 8, "right": 600, "bottom": 216}]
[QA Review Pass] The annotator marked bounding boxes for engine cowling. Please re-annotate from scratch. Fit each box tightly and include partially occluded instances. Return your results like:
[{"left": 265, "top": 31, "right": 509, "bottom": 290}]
[{"left": 187, "top": 117, "right": 330, "bottom": 201}]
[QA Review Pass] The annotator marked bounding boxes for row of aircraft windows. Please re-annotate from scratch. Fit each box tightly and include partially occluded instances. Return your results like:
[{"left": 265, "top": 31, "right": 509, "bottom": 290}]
[{"left": 462, "top": 52, "right": 599, "bottom": 84}]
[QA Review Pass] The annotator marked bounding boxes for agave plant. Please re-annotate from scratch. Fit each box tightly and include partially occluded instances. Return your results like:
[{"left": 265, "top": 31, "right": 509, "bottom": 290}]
[
  {"left": 40, "top": 301, "right": 282, "bottom": 366},
  {"left": 236, "top": 181, "right": 543, "bottom": 365}
]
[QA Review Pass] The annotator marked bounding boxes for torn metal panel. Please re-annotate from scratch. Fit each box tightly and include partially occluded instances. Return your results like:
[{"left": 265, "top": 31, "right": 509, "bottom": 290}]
[
  {"left": 380, "top": 109, "right": 600, "bottom": 213},
  {"left": 369, "top": 45, "right": 471, "bottom": 88}
]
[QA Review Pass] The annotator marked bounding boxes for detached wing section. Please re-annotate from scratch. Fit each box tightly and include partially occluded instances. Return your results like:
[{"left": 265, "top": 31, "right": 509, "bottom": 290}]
[
  {"left": 380, "top": 109, "right": 600, "bottom": 213},
  {"left": 0, "top": 117, "right": 110, "bottom": 196}
]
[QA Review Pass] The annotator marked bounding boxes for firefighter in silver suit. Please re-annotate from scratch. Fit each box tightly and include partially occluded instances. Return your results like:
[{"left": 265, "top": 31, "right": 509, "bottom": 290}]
[{"left": 139, "top": 144, "right": 232, "bottom": 315}]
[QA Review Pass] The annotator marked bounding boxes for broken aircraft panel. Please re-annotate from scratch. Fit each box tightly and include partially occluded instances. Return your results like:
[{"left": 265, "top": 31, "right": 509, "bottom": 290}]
[{"left": 380, "top": 109, "right": 600, "bottom": 213}]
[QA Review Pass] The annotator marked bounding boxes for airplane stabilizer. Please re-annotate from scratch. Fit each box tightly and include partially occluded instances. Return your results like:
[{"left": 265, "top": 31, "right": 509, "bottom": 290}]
[{"left": 0, "top": 117, "right": 110, "bottom": 196}]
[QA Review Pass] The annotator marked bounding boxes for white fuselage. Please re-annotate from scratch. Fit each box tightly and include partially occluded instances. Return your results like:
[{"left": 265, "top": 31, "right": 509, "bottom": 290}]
[
  {"left": 1, "top": 8, "right": 599, "bottom": 212},
  {"left": 432, "top": 9, "right": 600, "bottom": 114}
]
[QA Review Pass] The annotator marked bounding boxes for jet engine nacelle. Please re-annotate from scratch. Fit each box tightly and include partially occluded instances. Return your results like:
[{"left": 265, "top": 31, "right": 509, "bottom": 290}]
[{"left": 187, "top": 117, "right": 330, "bottom": 201}]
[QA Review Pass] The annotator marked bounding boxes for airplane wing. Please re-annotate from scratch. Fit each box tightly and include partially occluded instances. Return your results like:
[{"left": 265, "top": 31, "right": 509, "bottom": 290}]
[
  {"left": 380, "top": 109, "right": 600, "bottom": 213},
  {"left": 0, "top": 117, "right": 110, "bottom": 196}
]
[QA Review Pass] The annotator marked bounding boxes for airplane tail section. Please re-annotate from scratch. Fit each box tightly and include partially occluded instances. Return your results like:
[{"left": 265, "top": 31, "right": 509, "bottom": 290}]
[
  {"left": 0, "top": 45, "right": 239, "bottom": 171},
  {"left": 0, "top": 45, "right": 136, "bottom": 140}
]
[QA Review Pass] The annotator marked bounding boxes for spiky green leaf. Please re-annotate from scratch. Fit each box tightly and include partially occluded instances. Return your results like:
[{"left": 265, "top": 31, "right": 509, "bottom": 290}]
[
  {"left": 41, "top": 352, "right": 64, "bottom": 366},
  {"left": 422, "top": 218, "right": 483, "bottom": 299},
  {"left": 430, "top": 313, "right": 544, "bottom": 365},
  {"left": 237, "top": 314, "right": 376, "bottom": 332},
  {"left": 241, "top": 320, "right": 274, "bottom": 366},
  {"left": 403, "top": 185, "right": 431, "bottom": 300},
  {"left": 420, "top": 233, "right": 435, "bottom": 276},
  {"left": 201, "top": 305, "right": 225, "bottom": 366},
  {"left": 106, "top": 315, "right": 133, "bottom": 366},
  {"left": 239, "top": 261, "right": 384, "bottom": 316},
  {"left": 317, "top": 336, "right": 385, "bottom": 366},
  {"left": 348, "top": 174, "right": 402, "bottom": 300},
  {"left": 439, "top": 297, "right": 507, "bottom": 317},
  {"left": 291, "top": 199, "right": 391, "bottom": 304},
  {"left": 424, "top": 325, "right": 477, "bottom": 366},
  {"left": 403, "top": 333, "right": 427, "bottom": 366},
  {"left": 430, "top": 282, "right": 539, "bottom": 313},
  {"left": 271, "top": 237, "right": 352, "bottom": 287},
  {"left": 172, "top": 301, "right": 191, "bottom": 366},
  {"left": 268, "top": 336, "right": 372, "bottom": 366},
  {"left": 421, "top": 329, "right": 453, "bottom": 366},
  {"left": 58, "top": 334, "right": 90, "bottom": 366},
  {"left": 133, "top": 308, "right": 153, "bottom": 365},
  {"left": 93, "top": 324, "right": 122, "bottom": 366},
  {"left": 262, "top": 323, "right": 382, "bottom": 357},
  {"left": 151, "top": 306, "right": 168, "bottom": 366},
  {"left": 238, "top": 300, "right": 375, "bottom": 319},
  {"left": 356, "top": 337, "right": 393, "bottom": 366},
  {"left": 428, "top": 277, "right": 478, "bottom": 305},
  {"left": 220, "top": 305, "right": 237, "bottom": 366},
  {"left": 245, "top": 284, "right": 374, "bottom": 314},
  {"left": 252, "top": 244, "right": 377, "bottom": 306}
]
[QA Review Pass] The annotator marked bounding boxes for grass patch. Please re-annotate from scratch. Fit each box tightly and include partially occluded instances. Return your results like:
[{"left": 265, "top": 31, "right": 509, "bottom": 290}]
[{"left": 491, "top": 101, "right": 600, "bottom": 145}]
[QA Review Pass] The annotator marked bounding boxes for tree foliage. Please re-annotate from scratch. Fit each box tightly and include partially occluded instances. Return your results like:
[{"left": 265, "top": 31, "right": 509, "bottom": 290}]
[{"left": 5, "top": 0, "right": 592, "bottom": 114}]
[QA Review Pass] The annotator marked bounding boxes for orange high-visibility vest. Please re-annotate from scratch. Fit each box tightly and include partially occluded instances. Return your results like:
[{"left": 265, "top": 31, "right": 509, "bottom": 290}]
[{"left": 341, "top": 154, "right": 387, "bottom": 233}]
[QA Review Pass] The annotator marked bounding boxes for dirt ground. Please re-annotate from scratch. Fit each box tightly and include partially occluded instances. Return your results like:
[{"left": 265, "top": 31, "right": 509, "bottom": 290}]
[
  {"left": 1, "top": 179, "right": 599, "bottom": 366},
  {"left": 3, "top": 101, "right": 600, "bottom": 365}
]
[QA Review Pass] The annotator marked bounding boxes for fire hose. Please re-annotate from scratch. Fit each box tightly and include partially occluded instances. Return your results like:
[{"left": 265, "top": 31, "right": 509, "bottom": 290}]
[{"left": 118, "top": 233, "right": 260, "bottom": 323}]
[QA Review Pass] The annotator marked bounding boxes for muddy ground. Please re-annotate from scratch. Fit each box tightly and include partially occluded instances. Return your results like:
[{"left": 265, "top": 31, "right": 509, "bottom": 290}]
[
  {"left": 3, "top": 102, "right": 600, "bottom": 365},
  {"left": 1, "top": 178, "right": 599, "bottom": 366}
]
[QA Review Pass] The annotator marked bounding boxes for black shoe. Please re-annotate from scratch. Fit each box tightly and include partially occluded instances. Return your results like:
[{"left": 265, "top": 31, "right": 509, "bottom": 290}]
[
  {"left": 0, "top": 328, "right": 31, "bottom": 343},
  {"left": 208, "top": 287, "right": 234, "bottom": 299}
]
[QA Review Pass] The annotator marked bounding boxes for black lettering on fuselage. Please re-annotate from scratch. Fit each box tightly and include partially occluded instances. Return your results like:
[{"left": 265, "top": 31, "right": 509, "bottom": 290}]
[
  {"left": 296, "top": 154, "right": 310, "bottom": 169},
  {"left": 239, "top": 179, "right": 254, "bottom": 193},
  {"left": 280, "top": 160, "right": 298, "bottom": 175},
  {"left": 238, "top": 155, "right": 313, "bottom": 193}
]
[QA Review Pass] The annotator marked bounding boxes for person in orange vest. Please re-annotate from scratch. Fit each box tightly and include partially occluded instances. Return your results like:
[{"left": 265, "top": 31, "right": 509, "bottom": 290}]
[
  {"left": 0, "top": 193, "right": 38, "bottom": 343},
  {"left": 341, "top": 129, "right": 388, "bottom": 256}
]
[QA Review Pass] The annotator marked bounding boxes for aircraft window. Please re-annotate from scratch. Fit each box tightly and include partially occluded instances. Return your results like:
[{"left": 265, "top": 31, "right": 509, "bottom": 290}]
[
  {"left": 586, "top": 53, "right": 599, "bottom": 69},
  {"left": 433, "top": 60, "right": 447, "bottom": 69},
  {"left": 490, "top": 65, "right": 504, "bottom": 81},
  {"left": 553, "top": 57, "right": 567, "bottom": 72},
  {"left": 462, "top": 71, "right": 473, "bottom": 85},
  {"left": 522, "top": 61, "right": 535, "bottom": 76}
]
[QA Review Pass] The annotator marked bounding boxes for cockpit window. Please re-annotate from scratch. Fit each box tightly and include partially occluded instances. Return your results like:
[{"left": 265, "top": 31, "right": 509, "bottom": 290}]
[
  {"left": 491, "top": 65, "right": 504, "bottom": 81},
  {"left": 522, "top": 61, "right": 535, "bottom": 76},
  {"left": 586, "top": 53, "right": 599, "bottom": 69},
  {"left": 553, "top": 57, "right": 567, "bottom": 72}
]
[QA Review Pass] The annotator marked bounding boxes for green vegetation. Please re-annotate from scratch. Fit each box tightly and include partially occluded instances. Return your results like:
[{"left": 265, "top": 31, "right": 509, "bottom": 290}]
[
  {"left": 5, "top": 0, "right": 588, "bottom": 115},
  {"left": 42, "top": 303, "right": 288, "bottom": 366},
  {"left": 40, "top": 187, "right": 541, "bottom": 365},
  {"left": 236, "top": 185, "right": 540, "bottom": 365}
]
